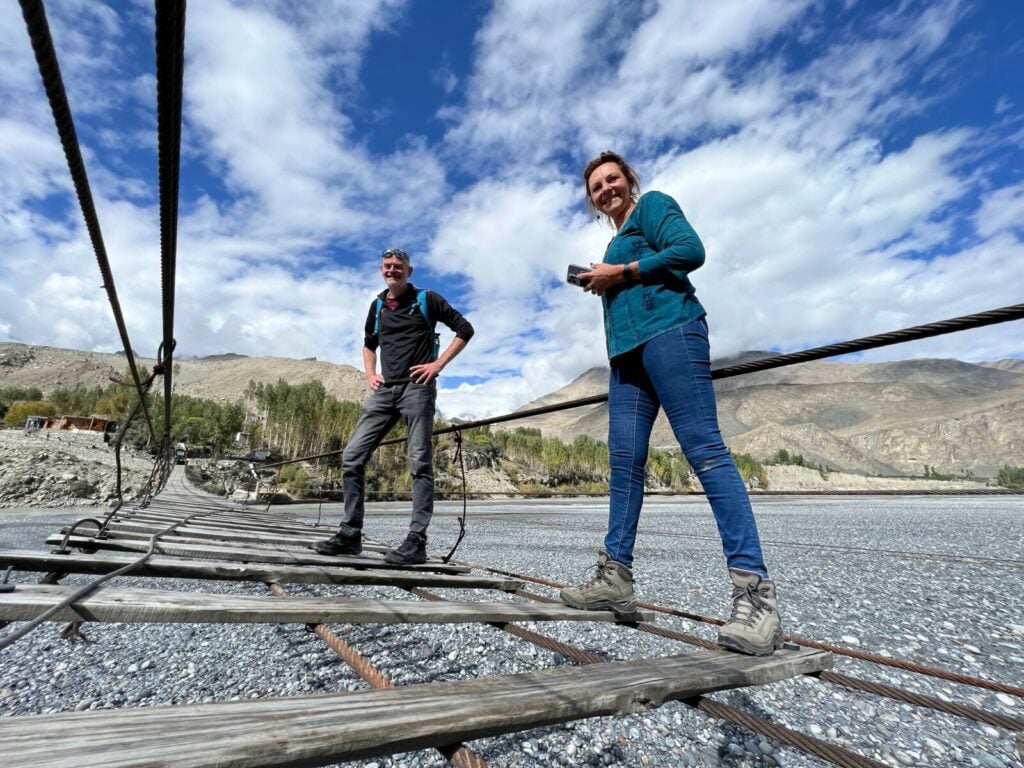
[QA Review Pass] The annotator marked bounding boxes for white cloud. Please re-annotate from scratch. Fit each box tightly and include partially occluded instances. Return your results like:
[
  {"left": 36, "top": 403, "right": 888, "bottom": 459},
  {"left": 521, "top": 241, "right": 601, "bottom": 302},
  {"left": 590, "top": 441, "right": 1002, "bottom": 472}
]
[{"left": 1, "top": 0, "right": 1021, "bottom": 425}]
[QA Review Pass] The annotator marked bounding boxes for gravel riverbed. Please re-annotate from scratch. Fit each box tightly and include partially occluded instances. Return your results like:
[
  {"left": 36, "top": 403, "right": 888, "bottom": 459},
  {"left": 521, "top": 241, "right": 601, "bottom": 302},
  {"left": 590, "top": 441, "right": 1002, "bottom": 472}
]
[{"left": 1, "top": 494, "right": 1022, "bottom": 767}]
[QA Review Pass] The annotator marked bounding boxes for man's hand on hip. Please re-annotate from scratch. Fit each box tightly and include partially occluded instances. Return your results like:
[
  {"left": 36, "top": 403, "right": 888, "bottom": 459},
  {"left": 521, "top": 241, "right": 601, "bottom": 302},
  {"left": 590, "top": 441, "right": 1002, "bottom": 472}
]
[{"left": 408, "top": 361, "right": 443, "bottom": 384}]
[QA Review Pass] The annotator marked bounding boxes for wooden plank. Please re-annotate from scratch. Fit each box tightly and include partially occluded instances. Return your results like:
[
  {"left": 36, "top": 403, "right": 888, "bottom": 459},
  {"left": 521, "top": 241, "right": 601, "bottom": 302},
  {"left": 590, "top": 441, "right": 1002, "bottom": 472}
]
[
  {"left": 45, "top": 534, "right": 470, "bottom": 574},
  {"left": 0, "top": 647, "right": 831, "bottom": 768},
  {"left": 118, "top": 509, "right": 314, "bottom": 533},
  {"left": 0, "top": 550, "right": 522, "bottom": 590},
  {"left": 96, "top": 521, "right": 354, "bottom": 549},
  {"left": 0, "top": 584, "right": 653, "bottom": 625}
]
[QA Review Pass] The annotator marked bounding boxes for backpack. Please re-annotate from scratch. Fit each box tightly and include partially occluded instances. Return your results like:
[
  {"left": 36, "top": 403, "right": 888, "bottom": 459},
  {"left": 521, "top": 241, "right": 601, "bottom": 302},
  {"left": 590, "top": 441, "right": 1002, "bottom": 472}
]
[{"left": 373, "top": 289, "right": 440, "bottom": 360}]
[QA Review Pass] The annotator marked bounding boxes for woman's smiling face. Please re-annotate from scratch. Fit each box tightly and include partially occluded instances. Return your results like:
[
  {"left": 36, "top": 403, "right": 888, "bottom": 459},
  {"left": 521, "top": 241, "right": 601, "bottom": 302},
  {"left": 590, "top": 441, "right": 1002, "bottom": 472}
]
[{"left": 587, "top": 161, "right": 634, "bottom": 224}]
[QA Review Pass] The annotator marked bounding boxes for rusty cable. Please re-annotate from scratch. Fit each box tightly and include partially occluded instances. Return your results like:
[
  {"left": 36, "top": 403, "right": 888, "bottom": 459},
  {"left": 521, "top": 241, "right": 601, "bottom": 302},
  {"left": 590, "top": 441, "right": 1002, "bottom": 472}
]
[
  {"left": 18, "top": 0, "right": 157, "bottom": 446},
  {"left": 513, "top": 588, "right": 1024, "bottom": 732},
  {"left": 406, "top": 587, "right": 884, "bottom": 767},
  {"left": 817, "top": 670, "right": 1024, "bottom": 732},
  {"left": 464, "top": 559, "right": 1024, "bottom": 699},
  {"left": 264, "top": 582, "right": 488, "bottom": 768},
  {"left": 691, "top": 697, "right": 888, "bottom": 768},
  {"left": 154, "top": 0, "right": 185, "bottom": 433}
]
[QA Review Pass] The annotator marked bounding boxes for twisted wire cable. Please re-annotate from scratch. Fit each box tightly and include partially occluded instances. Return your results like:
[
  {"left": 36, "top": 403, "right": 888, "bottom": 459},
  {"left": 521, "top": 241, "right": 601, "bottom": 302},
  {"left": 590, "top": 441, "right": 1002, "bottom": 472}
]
[
  {"left": 19, "top": 0, "right": 156, "bottom": 445},
  {"left": 154, "top": 0, "right": 186, "bottom": 435}
]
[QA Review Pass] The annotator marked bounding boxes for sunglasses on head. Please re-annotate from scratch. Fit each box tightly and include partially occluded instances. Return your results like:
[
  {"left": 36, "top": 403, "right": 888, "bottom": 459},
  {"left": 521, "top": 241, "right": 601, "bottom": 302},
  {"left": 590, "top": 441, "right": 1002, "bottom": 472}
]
[{"left": 381, "top": 247, "right": 410, "bottom": 262}]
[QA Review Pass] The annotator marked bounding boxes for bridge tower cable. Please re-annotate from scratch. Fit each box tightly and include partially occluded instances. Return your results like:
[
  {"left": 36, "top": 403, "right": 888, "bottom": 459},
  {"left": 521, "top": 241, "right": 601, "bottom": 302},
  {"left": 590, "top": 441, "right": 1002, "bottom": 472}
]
[
  {"left": 19, "top": 0, "right": 157, "bottom": 446},
  {"left": 154, "top": 0, "right": 187, "bottom": 453}
]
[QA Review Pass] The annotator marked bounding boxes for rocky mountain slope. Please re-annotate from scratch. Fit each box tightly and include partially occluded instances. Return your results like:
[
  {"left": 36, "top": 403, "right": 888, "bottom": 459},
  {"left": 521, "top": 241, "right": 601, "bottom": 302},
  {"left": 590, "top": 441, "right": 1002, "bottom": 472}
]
[
  {"left": 509, "top": 356, "right": 1024, "bottom": 478},
  {"left": 0, "top": 343, "right": 367, "bottom": 404},
  {"left": 3, "top": 341, "right": 1023, "bottom": 479}
]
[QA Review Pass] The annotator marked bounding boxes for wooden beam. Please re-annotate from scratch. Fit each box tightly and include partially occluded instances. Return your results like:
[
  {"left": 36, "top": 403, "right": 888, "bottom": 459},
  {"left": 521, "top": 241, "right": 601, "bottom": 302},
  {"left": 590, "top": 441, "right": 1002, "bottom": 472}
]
[
  {"left": 0, "top": 584, "right": 654, "bottom": 625},
  {"left": 45, "top": 535, "right": 469, "bottom": 574},
  {"left": 0, "top": 647, "right": 831, "bottom": 768},
  {"left": 0, "top": 550, "right": 522, "bottom": 590},
  {"left": 90, "top": 521, "right": 347, "bottom": 550}
]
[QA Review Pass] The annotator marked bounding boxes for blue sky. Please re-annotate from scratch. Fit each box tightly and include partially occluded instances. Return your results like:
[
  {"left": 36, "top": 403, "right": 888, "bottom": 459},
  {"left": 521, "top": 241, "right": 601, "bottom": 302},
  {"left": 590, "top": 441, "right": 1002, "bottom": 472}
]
[{"left": 1, "top": 0, "right": 1022, "bottom": 419}]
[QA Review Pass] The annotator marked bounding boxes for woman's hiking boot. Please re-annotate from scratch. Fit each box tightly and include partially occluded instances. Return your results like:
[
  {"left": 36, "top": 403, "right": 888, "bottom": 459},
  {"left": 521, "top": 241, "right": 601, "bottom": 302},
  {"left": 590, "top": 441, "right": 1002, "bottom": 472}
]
[
  {"left": 717, "top": 568, "right": 784, "bottom": 656},
  {"left": 385, "top": 531, "right": 427, "bottom": 565},
  {"left": 559, "top": 551, "right": 637, "bottom": 619},
  {"left": 313, "top": 529, "right": 362, "bottom": 556}
]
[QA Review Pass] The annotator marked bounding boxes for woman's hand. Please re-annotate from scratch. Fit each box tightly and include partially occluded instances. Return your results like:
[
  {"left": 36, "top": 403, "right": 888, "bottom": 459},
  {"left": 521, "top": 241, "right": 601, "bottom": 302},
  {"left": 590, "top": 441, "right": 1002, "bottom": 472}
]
[{"left": 581, "top": 263, "right": 631, "bottom": 296}]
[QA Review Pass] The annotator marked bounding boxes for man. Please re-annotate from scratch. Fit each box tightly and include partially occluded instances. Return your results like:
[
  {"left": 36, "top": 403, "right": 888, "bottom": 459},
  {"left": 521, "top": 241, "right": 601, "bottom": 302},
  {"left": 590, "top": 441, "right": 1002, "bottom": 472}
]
[{"left": 314, "top": 247, "right": 474, "bottom": 565}]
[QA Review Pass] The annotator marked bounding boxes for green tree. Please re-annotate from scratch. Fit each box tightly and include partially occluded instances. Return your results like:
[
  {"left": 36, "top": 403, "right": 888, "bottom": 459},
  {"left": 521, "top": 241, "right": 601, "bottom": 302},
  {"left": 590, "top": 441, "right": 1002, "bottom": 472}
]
[
  {"left": 4, "top": 401, "right": 56, "bottom": 427},
  {"left": 997, "top": 466, "right": 1024, "bottom": 489}
]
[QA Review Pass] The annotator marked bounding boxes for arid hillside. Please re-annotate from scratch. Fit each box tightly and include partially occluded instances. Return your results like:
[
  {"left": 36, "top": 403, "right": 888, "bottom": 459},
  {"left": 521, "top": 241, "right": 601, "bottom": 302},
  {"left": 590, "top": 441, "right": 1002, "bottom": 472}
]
[
  {"left": 3, "top": 341, "right": 1023, "bottom": 479},
  {"left": 508, "top": 356, "right": 1024, "bottom": 478},
  {"left": 0, "top": 343, "right": 367, "bottom": 405}
]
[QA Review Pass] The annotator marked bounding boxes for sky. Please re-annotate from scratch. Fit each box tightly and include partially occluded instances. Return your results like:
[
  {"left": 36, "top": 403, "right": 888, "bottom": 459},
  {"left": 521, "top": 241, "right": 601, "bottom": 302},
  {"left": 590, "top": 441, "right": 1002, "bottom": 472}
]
[{"left": 1, "top": 0, "right": 1023, "bottom": 420}]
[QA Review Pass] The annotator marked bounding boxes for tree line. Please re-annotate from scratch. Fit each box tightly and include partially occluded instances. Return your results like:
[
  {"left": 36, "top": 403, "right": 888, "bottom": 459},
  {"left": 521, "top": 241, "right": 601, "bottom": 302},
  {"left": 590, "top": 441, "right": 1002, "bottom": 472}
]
[{"left": 7, "top": 377, "right": 1022, "bottom": 493}]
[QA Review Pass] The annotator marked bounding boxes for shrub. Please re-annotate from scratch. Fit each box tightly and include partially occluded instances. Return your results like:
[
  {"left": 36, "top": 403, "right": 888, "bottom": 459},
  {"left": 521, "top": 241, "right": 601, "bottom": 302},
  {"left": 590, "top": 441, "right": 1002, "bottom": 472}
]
[{"left": 3, "top": 401, "right": 56, "bottom": 428}]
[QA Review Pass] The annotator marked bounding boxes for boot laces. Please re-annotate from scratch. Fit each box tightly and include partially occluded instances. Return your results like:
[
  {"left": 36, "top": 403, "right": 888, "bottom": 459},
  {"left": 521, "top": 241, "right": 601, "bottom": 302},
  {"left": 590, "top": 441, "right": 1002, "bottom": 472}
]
[
  {"left": 729, "top": 583, "right": 772, "bottom": 627},
  {"left": 577, "top": 562, "right": 612, "bottom": 593}
]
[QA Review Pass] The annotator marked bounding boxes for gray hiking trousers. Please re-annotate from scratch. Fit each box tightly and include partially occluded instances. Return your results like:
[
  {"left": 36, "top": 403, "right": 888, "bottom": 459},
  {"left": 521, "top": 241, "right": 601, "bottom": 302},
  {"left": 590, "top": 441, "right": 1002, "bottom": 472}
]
[{"left": 338, "top": 382, "right": 436, "bottom": 536}]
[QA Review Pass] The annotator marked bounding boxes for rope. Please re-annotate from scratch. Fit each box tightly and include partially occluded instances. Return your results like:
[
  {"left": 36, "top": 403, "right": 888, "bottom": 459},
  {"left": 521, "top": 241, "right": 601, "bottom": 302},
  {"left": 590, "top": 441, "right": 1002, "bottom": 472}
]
[
  {"left": 18, "top": 0, "right": 156, "bottom": 447},
  {"left": 154, "top": 0, "right": 186, "bottom": 435}
]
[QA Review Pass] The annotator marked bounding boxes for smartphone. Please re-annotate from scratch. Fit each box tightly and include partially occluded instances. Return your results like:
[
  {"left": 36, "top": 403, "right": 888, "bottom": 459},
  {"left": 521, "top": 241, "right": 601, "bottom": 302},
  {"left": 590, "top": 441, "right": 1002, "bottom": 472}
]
[{"left": 566, "top": 264, "right": 590, "bottom": 287}]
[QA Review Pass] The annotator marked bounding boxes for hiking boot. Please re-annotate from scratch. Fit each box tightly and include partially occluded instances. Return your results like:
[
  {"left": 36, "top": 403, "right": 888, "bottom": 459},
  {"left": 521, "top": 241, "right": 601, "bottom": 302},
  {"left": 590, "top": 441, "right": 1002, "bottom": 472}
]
[
  {"left": 559, "top": 551, "right": 638, "bottom": 618},
  {"left": 385, "top": 532, "right": 427, "bottom": 565},
  {"left": 717, "top": 568, "right": 784, "bottom": 656},
  {"left": 313, "top": 529, "right": 362, "bottom": 556}
]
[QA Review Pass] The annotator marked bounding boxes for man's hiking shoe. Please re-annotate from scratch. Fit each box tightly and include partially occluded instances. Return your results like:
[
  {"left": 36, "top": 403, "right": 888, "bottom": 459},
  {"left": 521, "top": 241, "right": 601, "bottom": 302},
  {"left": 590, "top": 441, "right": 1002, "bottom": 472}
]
[
  {"left": 313, "top": 530, "right": 362, "bottom": 556},
  {"left": 385, "top": 532, "right": 427, "bottom": 565},
  {"left": 559, "top": 550, "right": 638, "bottom": 618},
  {"left": 717, "top": 568, "right": 784, "bottom": 656}
]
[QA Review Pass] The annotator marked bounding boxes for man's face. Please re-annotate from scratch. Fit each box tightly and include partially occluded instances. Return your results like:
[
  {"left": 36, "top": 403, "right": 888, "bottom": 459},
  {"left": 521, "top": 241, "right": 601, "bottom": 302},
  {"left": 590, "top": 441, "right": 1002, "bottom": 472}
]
[{"left": 381, "top": 255, "right": 412, "bottom": 292}]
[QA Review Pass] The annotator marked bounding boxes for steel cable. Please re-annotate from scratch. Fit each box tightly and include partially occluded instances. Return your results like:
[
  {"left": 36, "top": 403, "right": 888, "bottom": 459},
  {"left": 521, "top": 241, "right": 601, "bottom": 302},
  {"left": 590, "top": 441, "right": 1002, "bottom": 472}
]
[
  {"left": 154, "top": 0, "right": 186, "bottom": 436},
  {"left": 467, "top": 560, "right": 1024, "bottom": 699},
  {"left": 407, "top": 587, "right": 884, "bottom": 767},
  {"left": 18, "top": 0, "right": 156, "bottom": 446}
]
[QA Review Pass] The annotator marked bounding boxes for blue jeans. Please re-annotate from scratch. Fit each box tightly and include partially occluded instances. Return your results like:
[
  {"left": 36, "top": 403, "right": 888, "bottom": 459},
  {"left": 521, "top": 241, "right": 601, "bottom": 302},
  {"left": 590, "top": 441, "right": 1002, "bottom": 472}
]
[
  {"left": 339, "top": 382, "right": 436, "bottom": 536},
  {"left": 604, "top": 318, "right": 767, "bottom": 576}
]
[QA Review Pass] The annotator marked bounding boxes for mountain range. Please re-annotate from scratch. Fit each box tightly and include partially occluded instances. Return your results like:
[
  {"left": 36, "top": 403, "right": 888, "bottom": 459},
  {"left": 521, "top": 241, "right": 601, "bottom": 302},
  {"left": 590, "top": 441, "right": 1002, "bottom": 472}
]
[{"left": 2, "top": 342, "right": 1022, "bottom": 478}]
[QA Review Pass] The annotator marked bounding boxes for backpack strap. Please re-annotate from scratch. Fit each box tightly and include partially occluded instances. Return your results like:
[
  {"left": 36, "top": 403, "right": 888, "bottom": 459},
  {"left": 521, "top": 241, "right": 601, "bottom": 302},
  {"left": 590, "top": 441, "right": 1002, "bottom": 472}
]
[
  {"left": 374, "top": 290, "right": 440, "bottom": 360},
  {"left": 372, "top": 296, "right": 385, "bottom": 336},
  {"left": 418, "top": 289, "right": 440, "bottom": 361}
]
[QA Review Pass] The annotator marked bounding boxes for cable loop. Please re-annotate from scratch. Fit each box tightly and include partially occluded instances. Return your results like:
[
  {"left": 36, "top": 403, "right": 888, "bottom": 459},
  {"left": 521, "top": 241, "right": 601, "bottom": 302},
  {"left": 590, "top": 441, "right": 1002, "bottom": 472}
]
[{"left": 442, "top": 429, "right": 469, "bottom": 563}]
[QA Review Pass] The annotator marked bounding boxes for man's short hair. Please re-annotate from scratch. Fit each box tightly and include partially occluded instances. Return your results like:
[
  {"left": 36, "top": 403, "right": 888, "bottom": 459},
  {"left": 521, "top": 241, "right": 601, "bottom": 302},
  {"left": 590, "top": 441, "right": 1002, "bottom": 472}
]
[{"left": 381, "top": 247, "right": 410, "bottom": 262}]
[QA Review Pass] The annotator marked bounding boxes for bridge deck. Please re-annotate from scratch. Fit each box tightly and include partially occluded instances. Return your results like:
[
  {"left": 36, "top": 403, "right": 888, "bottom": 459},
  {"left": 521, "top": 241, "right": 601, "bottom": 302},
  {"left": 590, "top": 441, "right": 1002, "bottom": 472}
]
[{"left": 0, "top": 646, "right": 831, "bottom": 768}]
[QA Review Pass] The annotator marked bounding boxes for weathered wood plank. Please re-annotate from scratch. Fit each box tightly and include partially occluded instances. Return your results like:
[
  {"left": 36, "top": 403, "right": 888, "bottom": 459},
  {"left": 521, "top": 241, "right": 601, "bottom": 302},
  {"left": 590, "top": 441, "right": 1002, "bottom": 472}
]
[
  {"left": 0, "top": 584, "right": 653, "bottom": 625},
  {"left": 0, "top": 647, "right": 831, "bottom": 768},
  {"left": 0, "top": 550, "right": 522, "bottom": 590},
  {"left": 45, "top": 534, "right": 469, "bottom": 574},
  {"left": 117, "top": 508, "right": 314, "bottom": 533},
  {"left": 92, "top": 521, "right": 355, "bottom": 549}
]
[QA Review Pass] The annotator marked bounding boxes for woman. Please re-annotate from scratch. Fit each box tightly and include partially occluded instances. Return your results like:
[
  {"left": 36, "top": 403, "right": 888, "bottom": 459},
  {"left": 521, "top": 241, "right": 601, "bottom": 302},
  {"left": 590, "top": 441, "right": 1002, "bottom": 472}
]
[{"left": 560, "top": 151, "right": 783, "bottom": 656}]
